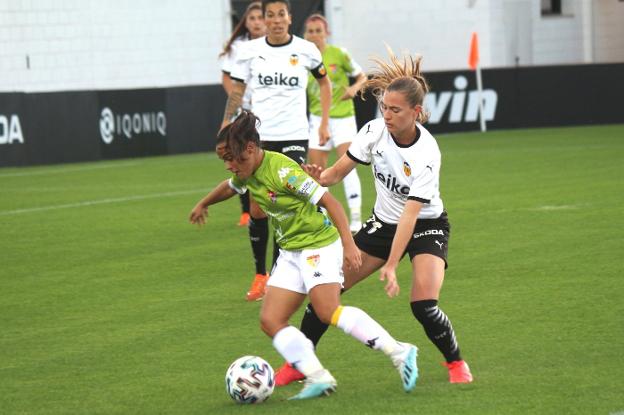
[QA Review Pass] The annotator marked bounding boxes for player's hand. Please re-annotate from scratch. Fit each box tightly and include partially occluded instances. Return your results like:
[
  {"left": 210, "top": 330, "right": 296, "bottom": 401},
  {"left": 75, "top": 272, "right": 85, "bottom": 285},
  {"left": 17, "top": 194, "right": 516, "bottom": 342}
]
[
  {"left": 301, "top": 163, "right": 324, "bottom": 182},
  {"left": 340, "top": 85, "right": 359, "bottom": 101},
  {"left": 318, "top": 124, "right": 330, "bottom": 146},
  {"left": 343, "top": 241, "right": 362, "bottom": 271},
  {"left": 379, "top": 264, "right": 400, "bottom": 298},
  {"left": 189, "top": 203, "right": 208, "bottom": 226}
]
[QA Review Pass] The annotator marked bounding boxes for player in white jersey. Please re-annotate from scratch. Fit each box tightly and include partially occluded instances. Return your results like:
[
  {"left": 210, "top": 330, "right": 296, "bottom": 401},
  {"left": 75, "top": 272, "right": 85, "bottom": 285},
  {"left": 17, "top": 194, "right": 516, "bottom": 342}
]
[
  {"left": 221, "top": 0, "right": 332, "bottom": 303},
  {"left": 275, "top": 49, "right": 474, "bottom": 385},
  {"left": 220, "top": 2, "right": 265, "bottom": 110},
  {"left": 220, "top": 2, "right": 265, "bottom": 230}
]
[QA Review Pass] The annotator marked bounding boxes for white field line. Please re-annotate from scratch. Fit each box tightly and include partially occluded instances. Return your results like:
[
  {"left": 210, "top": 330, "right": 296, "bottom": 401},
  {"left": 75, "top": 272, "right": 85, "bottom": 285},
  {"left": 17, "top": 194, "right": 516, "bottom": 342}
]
[
  {"left": 0, "top": 161, "right": 140, "bottom": 178},
  {"left": 467, "top": 204, "right": 584, "bottom": 214},
  {"left": 529, "top": 204, "right": 581, "bottom": 211},
  {"left": 0, "top": 189, "right": 206, "bottom": 216}
]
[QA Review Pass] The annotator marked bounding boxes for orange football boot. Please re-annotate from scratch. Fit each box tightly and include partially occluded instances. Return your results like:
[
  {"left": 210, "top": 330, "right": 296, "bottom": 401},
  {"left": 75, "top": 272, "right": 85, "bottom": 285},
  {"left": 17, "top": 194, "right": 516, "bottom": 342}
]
[
  {"left": 238, "top": 212, "right": 250, "bottom": 226},
  {"left": 444, "top": 360, "right": 473, "bottom": 383},
  {"left": 275, "top": 362, "right": 305, "bottom": 386},
  {"left": 246, "top": 273, "right": 268, "bottom": 301}
]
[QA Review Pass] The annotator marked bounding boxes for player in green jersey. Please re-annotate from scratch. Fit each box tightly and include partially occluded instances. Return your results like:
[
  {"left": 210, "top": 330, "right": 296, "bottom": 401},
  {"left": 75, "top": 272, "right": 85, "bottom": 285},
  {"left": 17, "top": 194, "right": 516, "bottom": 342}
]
[
  {"left": 189, "top": 110, "right": 419, "bottom": 400},
  {"left": 304, "top": 14, "right": 367, "bottom": 233}
]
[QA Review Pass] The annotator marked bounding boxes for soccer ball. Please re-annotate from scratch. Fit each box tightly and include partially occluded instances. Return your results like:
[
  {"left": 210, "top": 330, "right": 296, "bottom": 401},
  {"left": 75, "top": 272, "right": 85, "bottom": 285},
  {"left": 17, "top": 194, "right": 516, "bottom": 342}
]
[{"left": 225, "top": 355, "right": 275, "bottom": 404}]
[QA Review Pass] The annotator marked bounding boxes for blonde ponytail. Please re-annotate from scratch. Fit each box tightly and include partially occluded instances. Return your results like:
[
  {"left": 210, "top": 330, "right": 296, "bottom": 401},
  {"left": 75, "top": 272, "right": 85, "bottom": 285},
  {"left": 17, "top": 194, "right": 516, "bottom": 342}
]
[{"left": 362, "top": 46, "right": 430, "bottom": 124}]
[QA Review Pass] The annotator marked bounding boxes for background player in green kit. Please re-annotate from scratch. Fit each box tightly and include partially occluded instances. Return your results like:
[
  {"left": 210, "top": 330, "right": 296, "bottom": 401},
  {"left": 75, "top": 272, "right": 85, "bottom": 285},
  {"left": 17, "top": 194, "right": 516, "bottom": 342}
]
[
  {"left": 189, "top": 110, "right": 418, "bottom": 400},
  {"left": 304, "top": 13, "right": 367, "bottom": 233}
]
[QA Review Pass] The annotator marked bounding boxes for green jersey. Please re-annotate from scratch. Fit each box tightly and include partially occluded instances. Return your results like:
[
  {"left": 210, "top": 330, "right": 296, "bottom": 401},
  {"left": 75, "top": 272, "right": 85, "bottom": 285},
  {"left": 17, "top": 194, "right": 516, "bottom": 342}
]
[
  {"left": 230, "top": 151, "right": 339, "bottom": 250},
  {"left": 307, "top": 44, "right": 363, "bottom": 118}
]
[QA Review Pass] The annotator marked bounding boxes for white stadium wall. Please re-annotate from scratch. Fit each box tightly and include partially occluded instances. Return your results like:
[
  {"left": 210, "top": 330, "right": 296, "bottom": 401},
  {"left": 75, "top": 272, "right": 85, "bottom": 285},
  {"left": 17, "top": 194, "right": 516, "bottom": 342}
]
[
  {"left": 0, "top": 0, "right": 230, "bottom": 92},
  {"left": 1, "top": 0, "right": 623, "bottom": 93},
  {"left": 592, "top": 0, "right": 624, "bottom": 63},
  {"left": 325, "top": 0, "right": 624, "bottom": 72}
]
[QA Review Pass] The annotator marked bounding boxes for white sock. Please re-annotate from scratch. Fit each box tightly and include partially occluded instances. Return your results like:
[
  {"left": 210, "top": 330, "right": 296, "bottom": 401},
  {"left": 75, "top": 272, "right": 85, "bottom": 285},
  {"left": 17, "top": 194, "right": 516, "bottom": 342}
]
[
  {"left": 342, "top": 170, "right": 361, "bottom": 222},
  {"left": 272, "top": 326, "right": 324, "bottom": 377},
  {"left": 333, "top": 306, "right": 403, "bottom": 356}
]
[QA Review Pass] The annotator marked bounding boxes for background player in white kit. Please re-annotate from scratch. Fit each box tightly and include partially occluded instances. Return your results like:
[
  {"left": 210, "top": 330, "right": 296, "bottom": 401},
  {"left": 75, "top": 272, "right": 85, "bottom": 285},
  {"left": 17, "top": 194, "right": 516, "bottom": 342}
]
[
  {"left": 276, "top": 50, "right": 474, "bottom": 385},
  {"left": 221, "top": 0, "right": 332, "bottom": 302},
  {"left": 220, "top": 2, "right": 265, "bottom": 229}
]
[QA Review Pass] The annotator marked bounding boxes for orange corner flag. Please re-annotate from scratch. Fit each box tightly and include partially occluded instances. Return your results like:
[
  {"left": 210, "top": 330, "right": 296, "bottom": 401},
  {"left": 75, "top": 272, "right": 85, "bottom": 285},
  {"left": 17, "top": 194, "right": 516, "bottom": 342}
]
[{"left": 468, "top": 32, "right": 479, "bottom": 70}]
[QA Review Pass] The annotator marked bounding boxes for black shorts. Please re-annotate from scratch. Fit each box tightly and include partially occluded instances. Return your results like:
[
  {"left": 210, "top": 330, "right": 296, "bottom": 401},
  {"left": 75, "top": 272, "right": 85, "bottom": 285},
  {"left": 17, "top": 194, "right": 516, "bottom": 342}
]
[
  {"left": 261, "top": 140, "right": 307, "bottom": 164},
  {"left": 353, "top": 211, "right": 450, "bottom": 268}
]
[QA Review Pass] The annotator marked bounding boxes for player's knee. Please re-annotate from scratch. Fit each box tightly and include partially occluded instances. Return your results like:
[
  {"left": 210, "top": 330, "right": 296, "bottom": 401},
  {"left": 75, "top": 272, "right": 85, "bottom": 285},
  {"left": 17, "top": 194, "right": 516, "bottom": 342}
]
[
  {"left": 259, "top": 313, "right": 284, "bottom": 338},
  {"left": 410, "top": 299, "right": 438, "bottom": 324}
]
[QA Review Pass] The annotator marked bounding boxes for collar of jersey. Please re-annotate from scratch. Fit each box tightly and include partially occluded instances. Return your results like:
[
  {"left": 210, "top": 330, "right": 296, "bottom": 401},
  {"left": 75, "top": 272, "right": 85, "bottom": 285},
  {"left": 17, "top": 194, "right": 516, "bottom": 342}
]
[
  {"left": 265, "top": 34, "right": 294, "bottom": 48},
  {"left": 390, "top": 125, "right": 421, "bottom": 148}
]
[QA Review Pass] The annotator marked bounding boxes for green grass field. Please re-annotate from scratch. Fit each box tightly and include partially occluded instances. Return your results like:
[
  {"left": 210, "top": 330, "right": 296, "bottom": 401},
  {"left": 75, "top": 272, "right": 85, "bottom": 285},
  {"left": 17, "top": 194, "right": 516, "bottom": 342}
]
[{"left": 1, "top": 124, "right": 623, "bottom": 414}]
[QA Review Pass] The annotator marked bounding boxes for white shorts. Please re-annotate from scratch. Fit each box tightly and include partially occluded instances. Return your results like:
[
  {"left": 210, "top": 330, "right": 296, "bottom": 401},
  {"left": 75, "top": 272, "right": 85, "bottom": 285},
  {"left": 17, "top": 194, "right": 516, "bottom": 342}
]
[
  {"left": 308, "top": 114, "right": 358, "bottom": 151},
  {"left": 267, "top": 239, "right": 344, "bottom": 294}
]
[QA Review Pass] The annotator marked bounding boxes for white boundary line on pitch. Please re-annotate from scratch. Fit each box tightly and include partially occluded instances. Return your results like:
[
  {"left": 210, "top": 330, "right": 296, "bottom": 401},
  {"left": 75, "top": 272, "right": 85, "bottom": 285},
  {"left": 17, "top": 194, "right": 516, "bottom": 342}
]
[
  {"left": 529, "top": 204, "right": 581, "bottom": 211},
  {"left": 0, "top": 153, "right": 218, "bottom": 179},
  {"left": 0, "top": 189, "right": 207, "bottom": 216},
  {"left": 0, "top": 161, "right": 141, "bottom": 178}
]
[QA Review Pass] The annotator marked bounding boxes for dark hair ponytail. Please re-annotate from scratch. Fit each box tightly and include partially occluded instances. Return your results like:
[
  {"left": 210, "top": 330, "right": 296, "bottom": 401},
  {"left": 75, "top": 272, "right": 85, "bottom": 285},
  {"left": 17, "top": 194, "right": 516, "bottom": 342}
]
[{"left": 216, "top": 110, "right": 261, "bottom": 159}]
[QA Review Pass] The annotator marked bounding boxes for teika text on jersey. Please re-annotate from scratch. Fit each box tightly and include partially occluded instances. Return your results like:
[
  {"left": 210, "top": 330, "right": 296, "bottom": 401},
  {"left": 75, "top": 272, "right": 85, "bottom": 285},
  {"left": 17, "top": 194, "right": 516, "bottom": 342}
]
[
  {"left": 258, "top": 72, "right": 299, "bottom": 87},
  {"left": 373, "top": 165, "right": 410, "bottom": 195}
]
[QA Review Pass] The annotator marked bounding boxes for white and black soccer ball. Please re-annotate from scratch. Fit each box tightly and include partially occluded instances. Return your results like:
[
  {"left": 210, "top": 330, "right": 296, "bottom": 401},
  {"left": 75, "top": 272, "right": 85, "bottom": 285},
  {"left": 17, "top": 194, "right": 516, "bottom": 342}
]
[{"left": 225, "top": 355, "right": 275, "bottom": 404}]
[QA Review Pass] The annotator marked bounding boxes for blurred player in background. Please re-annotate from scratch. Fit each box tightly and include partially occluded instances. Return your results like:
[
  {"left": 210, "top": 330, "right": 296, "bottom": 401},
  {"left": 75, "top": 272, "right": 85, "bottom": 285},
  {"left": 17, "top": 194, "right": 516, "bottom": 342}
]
[
  {"left": 221, "top": 0, "right": 332, "bottom": 302},
  {"left": 220, "top": 1, "right": 265, "bottom": 228},
  {"left": 304, "top": 13, "right": 366, "bottom": 233},
  {"left": 276, "top": 49, "right": 474, "bottom": 385},
  {"left": 190, "top": 110, "right": 419, "bottom": 400}
]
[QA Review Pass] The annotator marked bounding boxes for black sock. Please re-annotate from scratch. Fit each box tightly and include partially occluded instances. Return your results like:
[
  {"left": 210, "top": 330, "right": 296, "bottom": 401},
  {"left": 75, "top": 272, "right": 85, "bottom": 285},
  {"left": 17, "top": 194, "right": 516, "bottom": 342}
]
[
  {"left": 239, "top": 192, "right": 250, "bottom": 214},
  {"left": 411, "top": 299, "right": 462, "bottom": 363},
  {"left": 300, "top": 303, "right": 329, "bottom": 347},
  {"left": 248, "top": 216, "right": 268, "bottom": 275}
]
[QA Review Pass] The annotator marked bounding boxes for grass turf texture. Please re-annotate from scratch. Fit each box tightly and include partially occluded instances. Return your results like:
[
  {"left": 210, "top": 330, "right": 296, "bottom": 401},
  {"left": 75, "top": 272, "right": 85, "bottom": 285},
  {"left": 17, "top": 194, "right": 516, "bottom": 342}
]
[{"left": 1, "top": 124, "right": 623, "bottom": 414}]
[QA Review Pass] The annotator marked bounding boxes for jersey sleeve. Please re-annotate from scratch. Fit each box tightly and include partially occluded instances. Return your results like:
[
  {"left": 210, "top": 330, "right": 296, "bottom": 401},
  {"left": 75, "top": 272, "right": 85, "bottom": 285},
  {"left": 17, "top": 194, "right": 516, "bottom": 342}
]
[
  {"left": 280, "top": 164, "right": 327, "bottom": 205},
  {"left": 346, "top": 120, "right": 379, "bottom": 165},
  {"left": 407, "top": 160, "right": 438, "bottom": 204},
  {"left": 221, "top": 53, "right": 233, "bottom": 74},
  {"left": 340, "top": 47, "right": 363, "bottom": 77},
  {"left": 306, "top": 41, "right": 327, "bottom": 79},
  {"left": 221, "top": 42, "right": 237, "bottom": 74},
  {"left": 228, "top": 176, "right": 247, "bottom": 195},
  {"left": 229, "top": 42, "right": 252, "bottom": 84}
]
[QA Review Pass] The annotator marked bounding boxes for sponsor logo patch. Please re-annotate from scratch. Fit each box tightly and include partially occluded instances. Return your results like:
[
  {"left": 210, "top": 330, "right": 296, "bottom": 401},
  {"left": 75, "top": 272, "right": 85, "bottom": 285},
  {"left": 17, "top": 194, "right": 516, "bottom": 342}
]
[
  {"left": 403, "top": 161, "right": 412, "bottom": 177},
  {"left": 297, "top": 178, "right": 316, "bottom": 197},
  {"left": 413, "top": 229, "right": 444, "bottom": 239},
  {"left": 306, "top": 254, "right": 320, "bottom": 268},
  {"left": 278, "top": 167, "right": 292, "bottom": 180}
]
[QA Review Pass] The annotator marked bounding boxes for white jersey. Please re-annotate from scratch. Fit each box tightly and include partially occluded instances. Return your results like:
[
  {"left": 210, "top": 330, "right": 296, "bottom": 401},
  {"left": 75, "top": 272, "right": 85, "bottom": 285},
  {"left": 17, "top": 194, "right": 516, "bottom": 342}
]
[
  {"left": 347, "top": 118, "right": 444, "bottom": 223},
  {"left": 230, "top": 35, "right": 324, "bottom": 142},
  {"left": 221, "top": 36, "right": 252, "bottom": 110}
]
